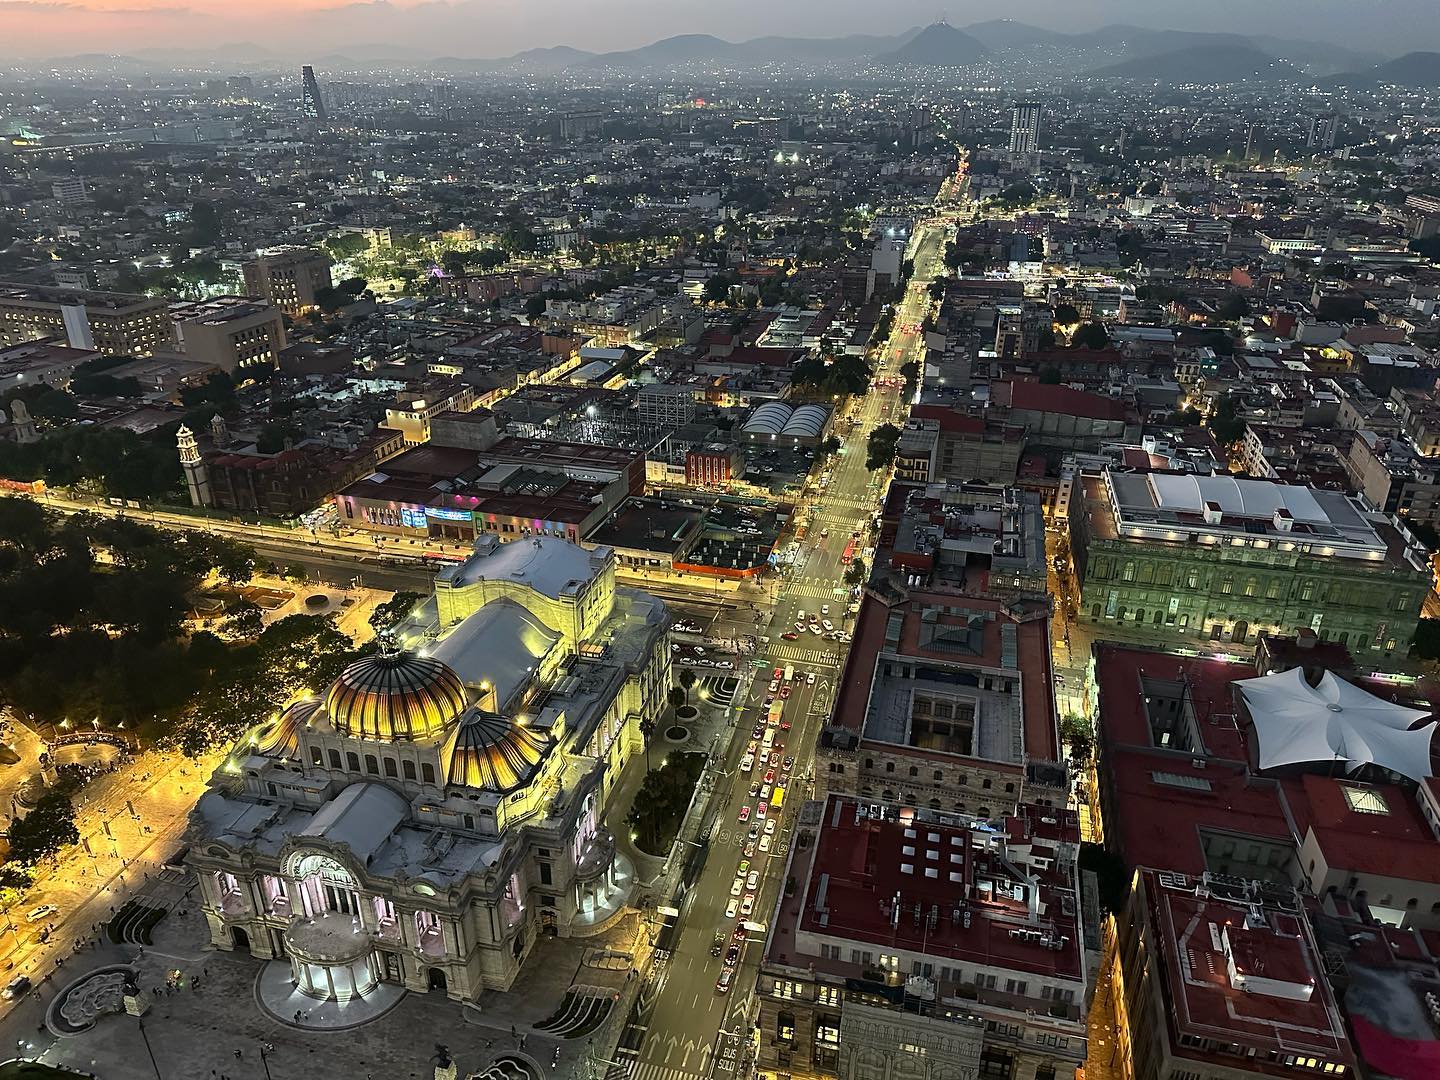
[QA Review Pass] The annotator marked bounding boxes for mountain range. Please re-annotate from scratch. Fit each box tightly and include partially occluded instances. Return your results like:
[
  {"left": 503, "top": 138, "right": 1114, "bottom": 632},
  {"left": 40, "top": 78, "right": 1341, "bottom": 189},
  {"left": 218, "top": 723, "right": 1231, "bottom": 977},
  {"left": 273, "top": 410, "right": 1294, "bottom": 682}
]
[{"left": 38, "top": 20, "right": 1401, "bottom": 82}]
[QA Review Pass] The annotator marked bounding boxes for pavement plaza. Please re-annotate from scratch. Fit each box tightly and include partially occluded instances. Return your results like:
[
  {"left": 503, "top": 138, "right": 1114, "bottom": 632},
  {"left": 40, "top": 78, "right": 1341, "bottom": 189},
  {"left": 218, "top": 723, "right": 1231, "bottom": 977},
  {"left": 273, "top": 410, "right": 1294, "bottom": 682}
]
[{"left": 2, "top": 878, "right": 646, "bottom": 1080}]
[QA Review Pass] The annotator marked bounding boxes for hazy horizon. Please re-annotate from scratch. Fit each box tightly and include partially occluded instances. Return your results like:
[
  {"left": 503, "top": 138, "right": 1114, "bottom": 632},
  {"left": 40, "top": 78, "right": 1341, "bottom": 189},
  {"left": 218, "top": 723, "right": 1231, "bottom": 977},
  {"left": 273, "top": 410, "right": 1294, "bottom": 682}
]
[{"left": 0, "top": 0, "right": 1435, "bottom": 62}]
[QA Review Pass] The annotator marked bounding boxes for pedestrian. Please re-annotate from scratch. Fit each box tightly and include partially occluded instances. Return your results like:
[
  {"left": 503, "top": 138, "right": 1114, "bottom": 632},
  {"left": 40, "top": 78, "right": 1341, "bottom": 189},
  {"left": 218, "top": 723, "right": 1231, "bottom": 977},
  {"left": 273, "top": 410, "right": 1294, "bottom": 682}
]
[{"left": 234, "top": 1049, "right": 243, "bottom": 1060}]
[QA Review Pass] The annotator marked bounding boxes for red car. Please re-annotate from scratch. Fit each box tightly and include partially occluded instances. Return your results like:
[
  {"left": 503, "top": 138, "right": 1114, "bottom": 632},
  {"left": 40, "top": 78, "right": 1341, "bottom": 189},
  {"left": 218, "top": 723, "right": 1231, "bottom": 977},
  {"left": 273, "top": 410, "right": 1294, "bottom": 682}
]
[
  {"left": 773, "top": 667, "right": 784, "bottom": 681},
  {"left": 781, "top": 632, "right": 799, "bottom": 640},
  {"left": 739, "top": 805, "right": 751, "bottom": 822},
  {"left": 779, "top": 686, "right": 792, "bottom": 700},
  {"left": 780, "top": 720, "right": 791, "bottom": 731}
]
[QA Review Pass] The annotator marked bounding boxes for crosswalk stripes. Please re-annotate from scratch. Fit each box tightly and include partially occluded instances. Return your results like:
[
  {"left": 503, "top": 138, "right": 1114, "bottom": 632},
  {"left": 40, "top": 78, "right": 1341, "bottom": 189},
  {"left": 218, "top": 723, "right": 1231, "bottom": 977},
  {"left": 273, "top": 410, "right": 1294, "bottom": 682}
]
[{"left": 766, "top": 643, "right": 839, "bottom": 666}]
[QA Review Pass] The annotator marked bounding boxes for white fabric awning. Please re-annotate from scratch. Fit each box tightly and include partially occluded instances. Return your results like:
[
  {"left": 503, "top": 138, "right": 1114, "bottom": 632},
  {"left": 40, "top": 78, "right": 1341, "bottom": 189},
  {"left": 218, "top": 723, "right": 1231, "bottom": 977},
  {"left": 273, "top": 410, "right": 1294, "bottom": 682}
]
[{"left": 1235, "top": 666, "right": 1436, "bottom": 783}]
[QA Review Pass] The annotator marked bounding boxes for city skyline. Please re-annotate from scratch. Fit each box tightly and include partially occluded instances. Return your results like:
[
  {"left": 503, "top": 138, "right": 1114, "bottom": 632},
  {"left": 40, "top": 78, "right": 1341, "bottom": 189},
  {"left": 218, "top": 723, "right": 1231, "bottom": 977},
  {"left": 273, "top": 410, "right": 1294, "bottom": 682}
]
[{"left": 1, "top": 0, "right": 1437, "bottom": 60}]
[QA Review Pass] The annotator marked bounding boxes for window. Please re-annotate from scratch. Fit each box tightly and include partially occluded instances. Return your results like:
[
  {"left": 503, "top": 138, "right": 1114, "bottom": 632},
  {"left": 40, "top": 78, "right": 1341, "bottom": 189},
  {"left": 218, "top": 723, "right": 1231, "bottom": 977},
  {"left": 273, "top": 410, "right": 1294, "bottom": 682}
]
[
  {"left": 933, "top": 770, "right": 943, "bottom": 781},
  {"left": 1220, "top": 577, "right": 1233, "bottom": 595},
  {"left": 885, "top": 762, "right": 895, "bottom": 773},
  {"left": 1244, "top": 577, "right": 1257, "bottom": 597},
  {"left": 817, "top": 986, "right": 840, "bottom": 1007},
  {"left": 403, "top": 760, "right": 417, "bottom": 781},
  {"left": 1300, "top": 580, "right": 1315, "bottom": 602},
  {"left": 383, "top": 758, "right": 398, "bottom": 778},
  {"left": 421, "top": 763, "right": 436, "bottom": 784},
  {"left": 1186, "top": 569, "right": 1199, "bottom": 589},
  {"left": 1341, "top": 786, "right": 1389, "bottom": 814},
  {"left": 1266, "top": 579, "right": 1281, "bottom": 600},
  {"left": 777, "top": 1013, "right": 795, "bottom": 1043},
  {"left": 909, "top": 766, "right": 918, "bottom": 777},
  {"left": 1122, "top": 561, "right": 1135, "bottom": 582},
  {"left": 328, "top": 749, "right": 342, "bottom": 769},
  {"left": 346, "top": 752, "right": 360, "bottom": 772},
  {"left": 364, "top": 754, "right": 379, "bottom": 775},
  {"left": 539, "top": 863, "right": 552, "bottom": 886},
  {"left": 310, "top": 747, "right": 323, "bottom": 766}
]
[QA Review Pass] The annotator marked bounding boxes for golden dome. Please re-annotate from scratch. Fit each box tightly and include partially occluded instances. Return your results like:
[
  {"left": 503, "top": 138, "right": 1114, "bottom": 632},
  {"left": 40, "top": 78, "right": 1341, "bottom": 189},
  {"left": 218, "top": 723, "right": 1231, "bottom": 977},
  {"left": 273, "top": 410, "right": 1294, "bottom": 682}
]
[
  {"left": 255, "top": 699, "right": 321, "bottom": 757},
  {"left": 443, "top": 713, "right": 551, "bottom": 793},
  {"left": 325, "top": 648, "right": 468, "bottom": 742}
]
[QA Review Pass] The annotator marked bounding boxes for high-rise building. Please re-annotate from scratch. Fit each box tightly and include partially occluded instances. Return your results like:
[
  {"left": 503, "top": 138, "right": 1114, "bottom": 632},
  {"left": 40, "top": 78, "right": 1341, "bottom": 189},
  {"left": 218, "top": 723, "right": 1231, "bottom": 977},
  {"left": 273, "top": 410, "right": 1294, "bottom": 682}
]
[
  {"left": 301, "top": 65, "right": 328, "bottom": 123},
  {"left": 0, "top": 282, "right": 172, "bottom": 355},
  {"left": 1308, "top": 114, "right": 1340, "bottom": 151},
  {"left": 241, "top": 249, "right": 333, "bottom": 317},
  {"left": 1009, "top": 102, "right": 1041, "bottom": 154},
  {"left": 1244, "top": 122, "right": 1261, "bottom": 160}
]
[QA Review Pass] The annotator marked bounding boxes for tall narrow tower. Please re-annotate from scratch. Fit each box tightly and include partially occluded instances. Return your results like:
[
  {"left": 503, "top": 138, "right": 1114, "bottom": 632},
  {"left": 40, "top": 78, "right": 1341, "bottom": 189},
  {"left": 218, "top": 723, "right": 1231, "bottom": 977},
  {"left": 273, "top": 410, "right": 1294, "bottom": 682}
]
[
  {"left": 177, "top": 424, "right": 212, "bottom": 507},
  {"left": 9, "top": 398, "right": 38, "bottom": 445},
  {"left": 1009, "top": 102, "right": 1041, "bottom": 154},
  {"left": 301, "top": 65, "right": 328, "bottom": 124}
]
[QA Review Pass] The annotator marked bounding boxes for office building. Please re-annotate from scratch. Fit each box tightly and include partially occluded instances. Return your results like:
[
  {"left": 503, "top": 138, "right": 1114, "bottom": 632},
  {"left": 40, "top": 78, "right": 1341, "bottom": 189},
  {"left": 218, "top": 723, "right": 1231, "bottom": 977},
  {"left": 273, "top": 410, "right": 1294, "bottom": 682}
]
[
  {"left": 1068, "top": 468, "right": 1429, "bottom": 652},
  {"left": 0, "top": 282, "right": 172, "bottom": 356},
  {"left": 170, "top": 296, "right": 286, "bottom": 373},
  {"left": 301, "top": 65, "right": 328, "bottom": 123},
  {"left": 242, "top": 249, "right": 333, "bottom": 317},
  {"left": 1009, "top": 103, "right": 1041, "bottom": 154},
  {"left": 189, "top": 534, "right": 670, "bottom": 1001}
]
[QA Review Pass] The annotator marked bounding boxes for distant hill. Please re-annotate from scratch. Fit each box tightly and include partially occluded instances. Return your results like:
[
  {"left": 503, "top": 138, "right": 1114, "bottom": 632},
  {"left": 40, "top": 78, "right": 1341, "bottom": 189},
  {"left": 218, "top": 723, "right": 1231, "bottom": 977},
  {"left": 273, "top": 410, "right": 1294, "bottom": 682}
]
[
  {"left": 1328, "top": 51, "right": 1440, "bottom": 87},
  {"left": 873, "top": 22, "right": 990, "bottom": 66},
  {"left": 1093, "top": 42, "right": 1298, "bottom": 83},
  {"left": 589, "top": 34, "right": 741, "bottom": 68},
  {"left": 961, "top": 20, "right": 1064, "bottom": 50}
]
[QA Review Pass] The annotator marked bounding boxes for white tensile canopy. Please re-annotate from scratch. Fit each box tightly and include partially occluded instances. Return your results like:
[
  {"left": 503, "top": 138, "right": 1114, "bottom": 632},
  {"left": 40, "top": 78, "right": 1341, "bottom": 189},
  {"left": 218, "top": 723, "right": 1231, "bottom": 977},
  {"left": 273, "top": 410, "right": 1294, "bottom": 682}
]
[{"left": 1234, "top": 666, "right": 1437, "bottom": 783}]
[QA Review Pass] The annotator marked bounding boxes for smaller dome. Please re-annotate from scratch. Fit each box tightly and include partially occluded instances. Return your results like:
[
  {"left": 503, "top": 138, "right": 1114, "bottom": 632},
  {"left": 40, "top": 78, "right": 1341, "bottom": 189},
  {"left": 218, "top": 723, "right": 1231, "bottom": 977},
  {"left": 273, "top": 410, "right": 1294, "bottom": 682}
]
[
  {"left": 325, "top": 648, "right": 468, "bottom": 742},
  {"left": 444, "top": 713, "right": 551, "bottom": 793},
  {"left": 255, "top": 699, "right": 320, "bottom": 757}
]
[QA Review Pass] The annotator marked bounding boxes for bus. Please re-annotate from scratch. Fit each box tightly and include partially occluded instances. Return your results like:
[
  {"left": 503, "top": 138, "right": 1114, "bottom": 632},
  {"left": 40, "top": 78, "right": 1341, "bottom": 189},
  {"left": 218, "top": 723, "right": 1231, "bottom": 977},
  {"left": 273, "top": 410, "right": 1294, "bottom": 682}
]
[
  {"left": 770, "top": 786, "right": 785, "bottom": 811},
  {"left": 840, "top": 538, "right": 857, "bottom": 565},
  {"left": 767, "top": 701, "right": 785, "bottom": 729}
]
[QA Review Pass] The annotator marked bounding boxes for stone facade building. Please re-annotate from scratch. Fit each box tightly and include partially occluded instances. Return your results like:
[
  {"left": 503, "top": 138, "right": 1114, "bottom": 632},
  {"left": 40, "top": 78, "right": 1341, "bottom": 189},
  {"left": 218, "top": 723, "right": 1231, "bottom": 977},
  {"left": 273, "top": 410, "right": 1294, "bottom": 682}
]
[
  {"left": 1068, "top": 468, "right": 1429, "bottom": 655},
  {"left": 188, "top": 535, "right": 670, "bottom": 1003}
]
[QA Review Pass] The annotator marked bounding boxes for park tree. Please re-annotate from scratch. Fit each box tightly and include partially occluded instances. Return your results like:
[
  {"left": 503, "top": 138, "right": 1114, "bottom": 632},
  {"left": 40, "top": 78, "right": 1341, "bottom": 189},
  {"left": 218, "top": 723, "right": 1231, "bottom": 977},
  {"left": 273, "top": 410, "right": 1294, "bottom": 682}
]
[
  {"left": 866, "top": 424, "right": 902, "bottom": 471},
  {"left": 369, "top": 591, "right": 423, "bottom": 633},
  {"left": 6, "top": 789, "right": 79, "bottom": 864},
  {"left": 1070, "top": 322, "right": 1110, "bottom": 350}
]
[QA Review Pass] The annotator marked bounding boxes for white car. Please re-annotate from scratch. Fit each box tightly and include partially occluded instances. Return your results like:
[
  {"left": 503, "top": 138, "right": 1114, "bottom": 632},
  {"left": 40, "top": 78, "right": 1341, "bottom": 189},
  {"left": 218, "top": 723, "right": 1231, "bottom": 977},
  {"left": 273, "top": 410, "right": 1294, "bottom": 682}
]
[
  {"left": 809, "top": 623, "right": 823, "bottom": 635},
  {"left": 26, "top": 904, "right": 58, "bottom": 923},
  {"left": 765, "top": 818, "right": 778, "bottom": 835},
  {"left": 725, "top": 899, "right": 739, "bottom": 919},
  {"left": 759, "top": 834, "right": 772, "bottom": 853},
  {"left": 806, "top": 671, "right": 816, "bottom": 686},
  {"left": 768, "top": 679, "right": 780, "bottom": 693},
  {"left": 741, "top": 895, "right": 756, "bottom": 917},
  {"left": 822, "top": 619, "right": 834, "bottom": 632},
  {"left": 741, "top": 754, "right": 755, "bottom": 772},
  {"left": 821, "top": 605, "right": 830, "bottom": 616},
  {"left": 747, "top": 871, "right": 760, "bottom": 890},
  {"left": 730, "top": 877, "right": 745, "bottom": 897}
]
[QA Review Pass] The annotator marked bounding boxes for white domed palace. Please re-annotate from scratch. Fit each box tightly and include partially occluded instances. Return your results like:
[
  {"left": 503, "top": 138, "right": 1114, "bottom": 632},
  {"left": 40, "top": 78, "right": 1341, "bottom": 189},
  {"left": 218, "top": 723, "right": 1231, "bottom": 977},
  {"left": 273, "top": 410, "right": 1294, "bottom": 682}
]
[{"left": 187, "top": 534, "right": 671, "bottom": 1004}]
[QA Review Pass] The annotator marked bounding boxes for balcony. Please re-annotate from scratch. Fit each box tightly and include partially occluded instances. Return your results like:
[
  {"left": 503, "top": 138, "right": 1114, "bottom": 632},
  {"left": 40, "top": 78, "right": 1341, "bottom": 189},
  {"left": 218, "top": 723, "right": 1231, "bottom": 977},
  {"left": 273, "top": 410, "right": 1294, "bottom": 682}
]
[
  {"left": 219, "top": 890, "right": 250, "bottom": 918},
  {"left": 417, "top": 925, "right": 447, "bottom": 959}
]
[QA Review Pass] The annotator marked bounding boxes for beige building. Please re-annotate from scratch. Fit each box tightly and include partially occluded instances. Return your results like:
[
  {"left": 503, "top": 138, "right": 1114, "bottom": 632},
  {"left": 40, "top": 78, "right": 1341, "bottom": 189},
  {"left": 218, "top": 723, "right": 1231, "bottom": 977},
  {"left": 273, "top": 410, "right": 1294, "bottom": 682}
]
[
  {"left": 242, "top": 249, "right": 333, "bottom": 317},
  {"left": 171, "top": 296, "right": 287, "bottom": 373},
  {"left": 0, "top": 282, "right": 172, "bottom": 356}
]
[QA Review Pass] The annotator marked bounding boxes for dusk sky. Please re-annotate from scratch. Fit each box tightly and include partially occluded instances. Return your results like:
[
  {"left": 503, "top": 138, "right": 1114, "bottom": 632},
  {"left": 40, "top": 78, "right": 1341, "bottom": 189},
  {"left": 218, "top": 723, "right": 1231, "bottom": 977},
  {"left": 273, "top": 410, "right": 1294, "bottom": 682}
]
[{"left": 1, "top": 0, "right": 1435, "bottom": 60}]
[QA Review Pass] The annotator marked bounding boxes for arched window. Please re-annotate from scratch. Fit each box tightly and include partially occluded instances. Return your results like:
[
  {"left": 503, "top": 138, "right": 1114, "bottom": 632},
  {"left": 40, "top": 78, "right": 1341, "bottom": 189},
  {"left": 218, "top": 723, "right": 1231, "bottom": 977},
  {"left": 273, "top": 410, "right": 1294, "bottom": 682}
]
[
  {"left": 908, "top": 766, "right": 918, "bottom": 777},
  {"left": 346, "top": 752, "right": 360, "bottom": 772},
  {"left": 364, "top": 754, "right": 379, "bottom": 775},
  {"left": 328, "top": 749, "right": 342, "bottom": 769},
  {"left": 383, "top": 758, "right": 398, "bottom": 778},
  {"left": 403, "top": 760, "right": 417, "bottom": 781},
  {"left": 421, "top": 763, "right": 436, "bottom": 784},
  {"left": 1135, "top": 609, "right": 1145, "bottom": 624}
]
